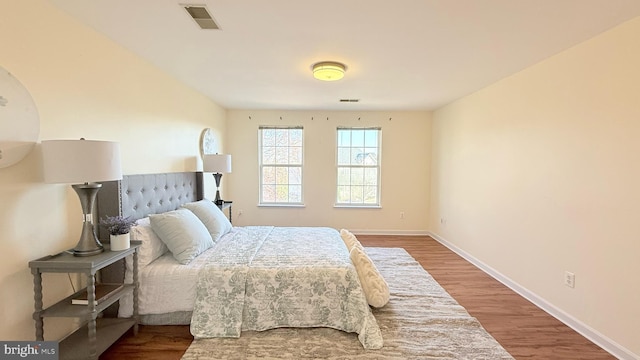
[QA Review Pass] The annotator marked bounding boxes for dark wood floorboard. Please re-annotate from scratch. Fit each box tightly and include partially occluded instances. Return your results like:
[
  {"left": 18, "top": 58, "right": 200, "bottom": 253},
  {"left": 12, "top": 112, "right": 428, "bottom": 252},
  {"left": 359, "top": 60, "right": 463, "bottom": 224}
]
[{"left": 101, "top": 235, "right": 614, "bottom": 360}]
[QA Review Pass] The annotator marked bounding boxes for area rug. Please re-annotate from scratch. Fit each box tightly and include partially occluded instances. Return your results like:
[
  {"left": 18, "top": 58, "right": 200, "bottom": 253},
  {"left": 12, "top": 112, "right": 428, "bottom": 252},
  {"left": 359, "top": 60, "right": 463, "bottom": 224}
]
[{"left": 181, "top": 247, "right": 514, "bottom": 359}]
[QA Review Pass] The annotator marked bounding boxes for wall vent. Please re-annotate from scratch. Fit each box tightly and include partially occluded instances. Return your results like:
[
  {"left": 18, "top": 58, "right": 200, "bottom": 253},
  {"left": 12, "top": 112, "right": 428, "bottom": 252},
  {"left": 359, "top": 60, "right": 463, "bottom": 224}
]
[
  {"left": 183, "top": 5, "right": 220, "bottom": 30},
  {"left": 339, "top": 99, "right": 360, "bottom": 103}
]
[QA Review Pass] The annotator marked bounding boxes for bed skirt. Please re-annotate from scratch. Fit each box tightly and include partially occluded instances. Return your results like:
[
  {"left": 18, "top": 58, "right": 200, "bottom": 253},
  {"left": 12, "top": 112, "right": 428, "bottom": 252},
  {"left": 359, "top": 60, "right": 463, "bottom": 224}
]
[{"left": 138, "top": 311, "right": 192, "bottom": 325}]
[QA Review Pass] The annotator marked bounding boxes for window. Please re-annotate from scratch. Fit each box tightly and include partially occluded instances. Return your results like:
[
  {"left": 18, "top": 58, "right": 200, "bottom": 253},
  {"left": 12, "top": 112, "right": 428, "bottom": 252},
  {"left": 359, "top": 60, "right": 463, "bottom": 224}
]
[
  {"left": 259, "top": 126, "right": 303, "bottom": 205},
  {"left": 336, "top": 127, "right": 381, "bottom": 206}
]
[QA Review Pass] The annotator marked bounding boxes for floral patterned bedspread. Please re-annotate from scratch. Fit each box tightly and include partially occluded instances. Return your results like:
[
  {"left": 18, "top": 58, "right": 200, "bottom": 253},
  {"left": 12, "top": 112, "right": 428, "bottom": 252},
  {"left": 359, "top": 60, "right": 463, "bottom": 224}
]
[{"left": 189, "top": 226, "right": 383, "bottom": 349}]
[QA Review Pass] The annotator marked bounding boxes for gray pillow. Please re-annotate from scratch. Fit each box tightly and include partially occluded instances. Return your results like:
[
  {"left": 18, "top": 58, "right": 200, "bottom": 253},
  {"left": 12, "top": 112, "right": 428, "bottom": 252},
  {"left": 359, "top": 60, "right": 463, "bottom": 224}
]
[
  {"left": 182, "top": 199, "right": 232, "bottom": 242},
  {"left": 149, "top": 208, "right": 213, "bottom": 264}
]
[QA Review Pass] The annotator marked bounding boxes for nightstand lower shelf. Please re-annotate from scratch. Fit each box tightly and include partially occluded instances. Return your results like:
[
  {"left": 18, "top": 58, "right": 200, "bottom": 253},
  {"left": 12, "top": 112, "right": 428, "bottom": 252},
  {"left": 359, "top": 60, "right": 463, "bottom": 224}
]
[{"left": 59, "top": 318, "right": 135, "bottom": 360}]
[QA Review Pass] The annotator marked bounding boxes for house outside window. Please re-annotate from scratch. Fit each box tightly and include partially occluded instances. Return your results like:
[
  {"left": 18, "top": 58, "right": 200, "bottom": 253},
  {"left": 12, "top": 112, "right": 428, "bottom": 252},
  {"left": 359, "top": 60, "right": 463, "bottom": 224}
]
[
  {"left": 336, "top": 127, "right": 381, "bottom": 206},
  {"left": 259, "top": 126, "right": 303, "bottom": 205}
]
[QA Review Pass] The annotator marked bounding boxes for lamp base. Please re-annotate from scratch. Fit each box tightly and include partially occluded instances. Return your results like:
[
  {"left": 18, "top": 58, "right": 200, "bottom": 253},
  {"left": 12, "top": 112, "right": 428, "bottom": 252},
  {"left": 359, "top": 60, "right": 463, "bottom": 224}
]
[
  {"left": 214, "top": 190, "right": 223, "bottom": 205},
  {"left": 71, "top": 183, "right": 104, "bottom": 257},
  {"left": 213, "top": 173, "right": 224, "bottom": 205},
  {"left": 72, "top": 247, "right": 104, "bottom": 257}
]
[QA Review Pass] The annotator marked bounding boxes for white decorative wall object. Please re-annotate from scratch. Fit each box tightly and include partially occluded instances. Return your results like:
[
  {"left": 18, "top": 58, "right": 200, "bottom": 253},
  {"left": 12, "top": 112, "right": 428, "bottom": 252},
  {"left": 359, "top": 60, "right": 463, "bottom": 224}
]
[
  {"left": 0, "top": 66, "right": 40, "bottom": 168},
  {"left": 199, "top": 128, "right": 217, "bottom": 158}
]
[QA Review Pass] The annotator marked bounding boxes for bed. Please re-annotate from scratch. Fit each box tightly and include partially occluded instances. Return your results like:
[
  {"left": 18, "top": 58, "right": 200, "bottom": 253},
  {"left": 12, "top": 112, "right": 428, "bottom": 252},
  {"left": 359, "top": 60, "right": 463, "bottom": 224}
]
[{"left": 96, "top": 172, "right": 387, "bottom": 349}]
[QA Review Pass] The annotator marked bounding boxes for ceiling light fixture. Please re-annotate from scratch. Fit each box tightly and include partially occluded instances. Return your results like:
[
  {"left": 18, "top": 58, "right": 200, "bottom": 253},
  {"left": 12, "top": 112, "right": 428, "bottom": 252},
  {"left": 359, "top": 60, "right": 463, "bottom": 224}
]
[{"left": 312, "top": 61, "right": 346, "bottom": 81}]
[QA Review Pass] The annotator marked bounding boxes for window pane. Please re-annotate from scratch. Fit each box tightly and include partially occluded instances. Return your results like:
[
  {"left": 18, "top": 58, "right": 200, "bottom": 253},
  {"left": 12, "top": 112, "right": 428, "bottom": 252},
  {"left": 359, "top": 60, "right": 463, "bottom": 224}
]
[
  {"left": 337, "top": 148, "right": 350, "bottom": 165},
  {"left": 351, "top": 148, "right": 363, "bottom": 164},
  {"left": 363, "top": 148, "right": 378, "bottom": 165},
  {"left": 290, "top": 129, "right": 303, "bottom": 146},
  {"left": 263, "top": 166, "right": 275, "bottom": 185},
  {"left": 263, "top": 146, "right": 275, "bottom": 164},
  {"left": 289, "top": 146, "right": 302, "bottom": 164},
  {"left": 275, "top": 147, "right": 288, "bottom": 164},
  {"left": 350, "top": 186, "right": 364, "bottom": 203},
  {"left": 262, "top": 129, "right": 275, "bottom": 146},
  {"left": 364, "top": 186, "right": 377, "bottom": 203},
  {"left": 337, "top": 167, "right": 350, "bottom": 185},
  {"left": 262, "top": 185, "right": 275, "bottom": 202},
  {"left": 352, "top": 130, "right": 364, "bottom": 147},
  {"left": 289, "top": 185, "right": 302, "bottom": 202},
  {"left": 275, "top": 166, "right": 288, "bottom": 184},
  {"left": 275, "top": 129, "right": 288, "bottom": 146},
  {"left": 364, "top": 168, "right": 377, "bottom": 185},
  {"left": 337, "top": 130, "right": 350, "bottom": 147},
  {"left": 351, "top": 168, "right": 364, "bottom": 186},
  {"left": 289, "top": 167, "right": 302, "bottom": 184},
  {"left": 276, "top": 185, "right": 289, "bottom": 202},
  {"left": 364, "top": 130, "right": 378, "bottom": 147},
  {"left": 337, "top": 186, "right": 350, "bottom": 203}
]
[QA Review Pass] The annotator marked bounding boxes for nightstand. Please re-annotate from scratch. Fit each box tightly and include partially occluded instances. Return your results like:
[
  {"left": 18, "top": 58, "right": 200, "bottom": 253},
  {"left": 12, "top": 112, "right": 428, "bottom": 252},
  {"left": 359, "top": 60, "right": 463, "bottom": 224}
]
[
  {"left": 29, "top": 242, "right": 141, "bottom": 360},
  {"left": 217, "top": 200, "right": 233, "bottom": 224}
]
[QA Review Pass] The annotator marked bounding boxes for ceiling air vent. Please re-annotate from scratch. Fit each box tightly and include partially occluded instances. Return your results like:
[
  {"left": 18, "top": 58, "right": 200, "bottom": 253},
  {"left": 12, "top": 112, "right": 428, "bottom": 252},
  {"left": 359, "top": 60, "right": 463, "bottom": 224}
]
[
  {"left": 183, "top": 5, "right": 220, "bottom": 30},
  {"left": 339, "top": 99, "right": 360, "bottom": 103}
]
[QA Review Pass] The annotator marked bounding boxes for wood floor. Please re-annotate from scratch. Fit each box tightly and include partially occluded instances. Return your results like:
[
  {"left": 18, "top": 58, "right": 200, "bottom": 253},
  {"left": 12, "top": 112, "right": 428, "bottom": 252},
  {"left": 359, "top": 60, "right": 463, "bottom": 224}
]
[{"left": 101, "top": 235, "right": 615, "bottom": 360}]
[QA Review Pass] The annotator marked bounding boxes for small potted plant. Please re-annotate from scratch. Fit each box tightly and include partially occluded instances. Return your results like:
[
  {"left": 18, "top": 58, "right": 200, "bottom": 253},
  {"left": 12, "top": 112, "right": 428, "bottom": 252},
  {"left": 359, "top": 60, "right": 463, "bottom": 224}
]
[{"left": 101, "top": 215, "right": 137, "bottom": 251}]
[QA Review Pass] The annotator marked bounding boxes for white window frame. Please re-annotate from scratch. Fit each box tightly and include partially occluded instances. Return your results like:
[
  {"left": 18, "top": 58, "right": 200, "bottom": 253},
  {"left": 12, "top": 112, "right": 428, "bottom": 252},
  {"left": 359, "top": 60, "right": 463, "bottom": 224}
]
[
  {"left": 258, "top": 126, "right": 304, "bottom": 206},
  {"left": 335, "top": 127, "right": 381, "bottom": 207}
]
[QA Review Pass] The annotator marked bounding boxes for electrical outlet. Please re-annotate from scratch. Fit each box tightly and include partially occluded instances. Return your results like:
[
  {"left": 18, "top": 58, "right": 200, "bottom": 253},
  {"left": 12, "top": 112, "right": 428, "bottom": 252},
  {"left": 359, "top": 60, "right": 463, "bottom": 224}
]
[
  {"left": 564, "top": 271, "right": 575, "bottom": 288},
  {"left": 440, "top": 218, "right": 447, "bottom": 225}
]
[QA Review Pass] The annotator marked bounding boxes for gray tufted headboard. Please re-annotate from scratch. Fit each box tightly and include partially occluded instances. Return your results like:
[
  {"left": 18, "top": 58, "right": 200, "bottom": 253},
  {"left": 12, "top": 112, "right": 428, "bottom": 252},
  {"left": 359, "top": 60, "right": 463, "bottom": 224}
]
[{"left": 96, "top": 171, "right": 205, "bottom": 285}]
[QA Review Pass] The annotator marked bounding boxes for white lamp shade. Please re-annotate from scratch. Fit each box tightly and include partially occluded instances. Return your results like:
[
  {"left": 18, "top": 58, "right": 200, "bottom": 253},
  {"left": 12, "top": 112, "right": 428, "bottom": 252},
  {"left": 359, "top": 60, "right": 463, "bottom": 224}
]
[
  {"left": 42, "top": 139, "right": 122, "bottom": 184},
  {"left": 203, "top": 154, "right": 232, "bottom": 173}
]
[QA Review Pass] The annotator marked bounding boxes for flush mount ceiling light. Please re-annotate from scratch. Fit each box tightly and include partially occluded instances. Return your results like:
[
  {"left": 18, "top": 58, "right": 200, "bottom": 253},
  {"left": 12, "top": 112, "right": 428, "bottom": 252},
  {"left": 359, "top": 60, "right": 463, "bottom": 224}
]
[{"left": 312, "top": 61, "right": 346, "bottom": 81}]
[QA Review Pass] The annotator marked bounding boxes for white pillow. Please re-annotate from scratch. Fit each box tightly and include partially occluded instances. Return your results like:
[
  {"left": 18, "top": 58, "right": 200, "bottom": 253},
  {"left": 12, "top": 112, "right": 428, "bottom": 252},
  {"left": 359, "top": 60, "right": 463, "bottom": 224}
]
[
  {"left": 150, "top": 208, "right": 214, "bottom": 265},
  {"left": 182, "top": 199, "right": 232, "bottom": 242},
  {"left": 129, "top": 217, "right": 168, "bottom": 267},
  {"left": 350, "top": 246, "right": 390, "bottom": 308},
  {"left": 340, "top": 229, "right": 363, "bottom": 252}
]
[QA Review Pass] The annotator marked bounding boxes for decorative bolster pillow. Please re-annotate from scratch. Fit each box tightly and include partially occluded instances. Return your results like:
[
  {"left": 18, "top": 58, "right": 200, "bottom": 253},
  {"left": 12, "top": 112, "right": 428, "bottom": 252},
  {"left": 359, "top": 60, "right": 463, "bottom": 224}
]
[
  {"left": 350, "top": 246, "right": 390, "bottom": 308},
  {"left": 340, "top": 228, "right": 363, "bottom": 252}
]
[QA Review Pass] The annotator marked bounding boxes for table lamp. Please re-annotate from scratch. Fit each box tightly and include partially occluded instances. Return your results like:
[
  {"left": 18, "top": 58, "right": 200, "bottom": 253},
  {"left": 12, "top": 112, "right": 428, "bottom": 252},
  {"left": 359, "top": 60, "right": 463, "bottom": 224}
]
[
  {"left": 42, "top": 139, "right": 122, "bottom": 256},
  {"left": 203, "top": 154, "right": 232, "bottom": 205}
]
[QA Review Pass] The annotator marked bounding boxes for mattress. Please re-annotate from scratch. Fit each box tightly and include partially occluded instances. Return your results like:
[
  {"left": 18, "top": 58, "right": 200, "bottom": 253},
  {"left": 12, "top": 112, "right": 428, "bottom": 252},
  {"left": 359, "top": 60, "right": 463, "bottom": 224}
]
[{"left": 118, "top": 229, "right": 236, "bottom": 318}]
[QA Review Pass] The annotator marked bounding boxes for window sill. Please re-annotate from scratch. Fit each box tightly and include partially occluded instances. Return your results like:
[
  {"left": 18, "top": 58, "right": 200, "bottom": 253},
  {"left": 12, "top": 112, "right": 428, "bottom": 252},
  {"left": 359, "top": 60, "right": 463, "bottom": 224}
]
[
  {"left": 258, "top": 204, "right": 306, "bottom": 208},
  {"left": 333, "top": 204, "right": 382, "bottom": 209}
]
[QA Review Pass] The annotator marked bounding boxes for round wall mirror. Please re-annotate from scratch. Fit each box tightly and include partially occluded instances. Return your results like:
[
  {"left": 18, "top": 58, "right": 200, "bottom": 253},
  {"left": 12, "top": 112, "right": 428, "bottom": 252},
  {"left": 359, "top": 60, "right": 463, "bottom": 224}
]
[
  {"left": 199, "top": 128, "right": 217, "bottom": 158},
  {"left": 0, "top": 66, "right": 40, "bottom": 168}
]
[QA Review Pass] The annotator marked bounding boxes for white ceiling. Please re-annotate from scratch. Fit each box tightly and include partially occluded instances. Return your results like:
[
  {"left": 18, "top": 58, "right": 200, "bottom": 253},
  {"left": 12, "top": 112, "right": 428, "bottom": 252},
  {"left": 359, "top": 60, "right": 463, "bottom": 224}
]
[{"left": 49, "top": 0, "right": 640, "bottom": 111}]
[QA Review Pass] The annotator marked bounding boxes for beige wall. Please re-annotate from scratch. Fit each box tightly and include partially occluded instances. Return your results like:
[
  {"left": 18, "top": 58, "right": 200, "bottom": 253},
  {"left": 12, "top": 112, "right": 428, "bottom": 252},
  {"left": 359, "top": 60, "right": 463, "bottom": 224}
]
[
  {"left": 226, "top": 110, "right": 431, "bottom": 233},
  {"left": 0, "top": 0, "right": 226, "bottom": 341},
  {"left": 430, "top": 17, "right": 640, "bottom": 357}
]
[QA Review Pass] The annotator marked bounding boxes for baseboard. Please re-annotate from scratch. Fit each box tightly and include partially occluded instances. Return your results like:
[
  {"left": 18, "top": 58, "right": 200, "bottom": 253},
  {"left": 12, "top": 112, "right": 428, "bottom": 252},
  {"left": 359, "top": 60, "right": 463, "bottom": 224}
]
[
  {"left": 349, "top": 229, "right": 430, "bottom": 236},
  {"left": 428, "top": 231, "right": 638, "bottom": 360}
]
